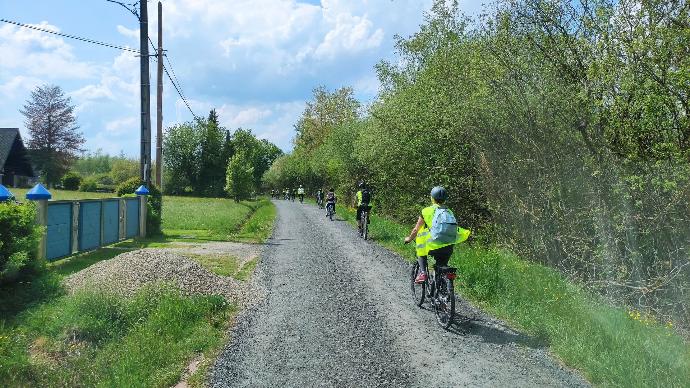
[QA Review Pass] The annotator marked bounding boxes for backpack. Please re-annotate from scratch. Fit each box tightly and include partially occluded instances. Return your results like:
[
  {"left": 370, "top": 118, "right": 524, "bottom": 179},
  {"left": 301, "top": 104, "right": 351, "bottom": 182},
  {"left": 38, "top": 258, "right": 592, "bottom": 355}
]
[
  {"left": 429, "top": 207, "right": 458, "bottom": 244},
  {"left": 360, "top": 189, "right": 371, "bottom": 204}
]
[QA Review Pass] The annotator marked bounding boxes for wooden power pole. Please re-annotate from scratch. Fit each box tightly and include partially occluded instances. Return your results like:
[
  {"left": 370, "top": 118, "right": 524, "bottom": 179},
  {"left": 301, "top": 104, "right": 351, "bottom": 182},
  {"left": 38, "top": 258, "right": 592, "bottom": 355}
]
[
  {"left": 156, "top": 1, "right": 163, "bottom": 189},
  {"left": 140, "top": 0, "right": 152, "bottom": 187}
]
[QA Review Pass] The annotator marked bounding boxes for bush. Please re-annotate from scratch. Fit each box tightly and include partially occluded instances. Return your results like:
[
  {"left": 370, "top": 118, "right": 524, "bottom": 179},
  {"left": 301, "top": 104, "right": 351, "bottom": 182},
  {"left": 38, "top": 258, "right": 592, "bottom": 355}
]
[
  {"left": 79, "top": 176, "right": 99, "bottom": 192},
  {"left": 61, "top": 172, "right": 82, "bottom": 191},
  {"left": 116, "top": 177, "right": 162, "bottom": 236},
  {"left": 0, "top": 202, "right": 42, "bottom": 283}
]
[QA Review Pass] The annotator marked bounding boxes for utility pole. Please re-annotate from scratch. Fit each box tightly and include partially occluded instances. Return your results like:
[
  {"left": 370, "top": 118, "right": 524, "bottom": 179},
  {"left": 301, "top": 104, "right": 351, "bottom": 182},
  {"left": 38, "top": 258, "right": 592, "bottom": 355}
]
[
  {"left": 140, "top": 0, "right": 152, "bottom": 187},
  {"left": 156, "top": 1, "right": 163, "bottom": 189}
]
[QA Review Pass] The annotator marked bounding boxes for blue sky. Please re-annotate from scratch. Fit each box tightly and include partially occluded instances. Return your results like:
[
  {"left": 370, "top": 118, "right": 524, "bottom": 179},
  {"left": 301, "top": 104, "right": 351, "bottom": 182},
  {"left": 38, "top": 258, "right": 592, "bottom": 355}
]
[{"left": 0, "top": 0, "right": 483, "bottom": 155}]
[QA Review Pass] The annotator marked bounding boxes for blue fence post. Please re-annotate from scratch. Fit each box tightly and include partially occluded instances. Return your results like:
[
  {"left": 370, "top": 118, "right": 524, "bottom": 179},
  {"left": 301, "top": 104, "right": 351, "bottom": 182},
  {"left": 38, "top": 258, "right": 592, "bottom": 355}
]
[
  {"left": 26, "top": 184, "right": 52, "bottom": 261},
  {"left": 0, "top": 184, "right": 13, "bottom": 202},
  {"left": 135, "top": 185, "right": 150, "bottom": 238},
  {"left": 71, "top": 202, "right": 80, "bottom": 254}
]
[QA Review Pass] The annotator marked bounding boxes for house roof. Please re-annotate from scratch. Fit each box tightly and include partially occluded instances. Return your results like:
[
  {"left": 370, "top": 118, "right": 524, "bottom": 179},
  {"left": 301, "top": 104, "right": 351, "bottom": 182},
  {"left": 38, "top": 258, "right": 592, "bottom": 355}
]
[{"left": 0, "top": 128, "right": 35, "bottom": 177}]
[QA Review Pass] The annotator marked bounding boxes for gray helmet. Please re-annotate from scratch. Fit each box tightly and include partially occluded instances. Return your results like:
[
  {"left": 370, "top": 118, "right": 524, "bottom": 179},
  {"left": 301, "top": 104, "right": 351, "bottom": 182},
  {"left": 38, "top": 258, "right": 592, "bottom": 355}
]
[{"left": 430, "top": 186, "right": 447, "bottom": 202}]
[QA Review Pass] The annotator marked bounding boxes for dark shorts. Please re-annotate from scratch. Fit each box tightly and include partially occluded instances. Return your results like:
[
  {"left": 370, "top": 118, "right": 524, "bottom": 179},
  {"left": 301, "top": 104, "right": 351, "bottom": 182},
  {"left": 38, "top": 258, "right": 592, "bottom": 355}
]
[
  {"left": 356, "top": 205, "right": 371, "bottom": 221},
  {"left": 428, "top": 244, "right": 454, "bottom": 268}
]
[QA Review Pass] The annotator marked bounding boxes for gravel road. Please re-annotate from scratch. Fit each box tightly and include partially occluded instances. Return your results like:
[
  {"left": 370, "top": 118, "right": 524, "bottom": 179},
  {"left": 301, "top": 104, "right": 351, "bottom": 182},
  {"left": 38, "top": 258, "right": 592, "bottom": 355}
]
[{"left": 210, "top": 200, "right": 589, "bottom": 387}]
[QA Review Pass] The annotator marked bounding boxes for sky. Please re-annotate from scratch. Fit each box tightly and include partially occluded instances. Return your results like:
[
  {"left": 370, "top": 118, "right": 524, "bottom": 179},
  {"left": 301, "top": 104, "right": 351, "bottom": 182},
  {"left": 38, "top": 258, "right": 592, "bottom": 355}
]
[{"left": 0, "top": 0, "right": 483, "bottom": 156}]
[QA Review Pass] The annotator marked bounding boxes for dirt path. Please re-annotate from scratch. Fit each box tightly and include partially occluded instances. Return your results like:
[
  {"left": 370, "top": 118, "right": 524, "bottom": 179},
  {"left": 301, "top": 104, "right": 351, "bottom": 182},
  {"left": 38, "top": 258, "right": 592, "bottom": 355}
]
[{"left": 210, "top": 200, "right": 588, "bottom": 387}]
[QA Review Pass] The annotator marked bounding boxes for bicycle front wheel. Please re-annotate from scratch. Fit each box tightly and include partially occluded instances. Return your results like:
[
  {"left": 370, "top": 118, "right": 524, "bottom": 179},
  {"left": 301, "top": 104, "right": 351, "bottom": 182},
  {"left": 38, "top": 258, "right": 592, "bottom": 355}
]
[
  {"left": 410, "top": 263, "right": 425, "bottom": 307},
  {"left": 434, "top": 278, "right": 455, "bottom": 329}
]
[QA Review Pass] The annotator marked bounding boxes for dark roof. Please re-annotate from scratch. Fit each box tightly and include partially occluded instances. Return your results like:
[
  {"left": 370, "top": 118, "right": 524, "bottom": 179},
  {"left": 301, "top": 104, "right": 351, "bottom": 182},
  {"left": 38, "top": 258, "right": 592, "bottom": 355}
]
[{"left": 0, "top": 128, "right": 35, "bottom": 177}]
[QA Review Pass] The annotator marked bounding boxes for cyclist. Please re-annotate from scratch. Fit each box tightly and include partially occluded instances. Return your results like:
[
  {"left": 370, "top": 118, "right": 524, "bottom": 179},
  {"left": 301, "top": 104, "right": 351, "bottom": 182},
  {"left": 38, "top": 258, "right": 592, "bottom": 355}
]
[
  {"left": 325, "top": 188, "right": 337, "bottom": 217},
  {"left": 298, "top": 185, "right": 305, "bottom": 203},
  {"left": 316, "top": 188, "right": 324, "bottom": 208},
  {"left": 355, "top": 181, "right": 372, "bottom": 233},
  {"left": 404, "top": 186, "right": 470, "bottom": 283}
]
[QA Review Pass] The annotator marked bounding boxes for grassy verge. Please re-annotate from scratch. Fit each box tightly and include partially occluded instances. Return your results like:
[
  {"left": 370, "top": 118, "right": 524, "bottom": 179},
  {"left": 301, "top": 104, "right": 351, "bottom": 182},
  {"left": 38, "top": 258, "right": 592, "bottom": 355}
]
[
  {"left": 0, "top": 197, "right": 276, "bottom": 387},
  {"left": 336, "top": 206, "right": 690, "bottom": 387}
]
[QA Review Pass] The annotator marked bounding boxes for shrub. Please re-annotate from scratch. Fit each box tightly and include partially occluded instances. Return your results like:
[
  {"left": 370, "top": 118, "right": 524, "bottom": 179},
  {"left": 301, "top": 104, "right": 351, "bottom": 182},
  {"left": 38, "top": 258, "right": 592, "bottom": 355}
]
[
  {"left": 116, "top": 177, "right": 162, "bottom": 236},
  {"left": 0, "top": 202, "right": 42, "bottom": 283},
  {"left": 61, "top": 172, "right": 82, "bottom": 191},
  {"left": 79, "top": 176, "right": 99, "bottom": 192}
]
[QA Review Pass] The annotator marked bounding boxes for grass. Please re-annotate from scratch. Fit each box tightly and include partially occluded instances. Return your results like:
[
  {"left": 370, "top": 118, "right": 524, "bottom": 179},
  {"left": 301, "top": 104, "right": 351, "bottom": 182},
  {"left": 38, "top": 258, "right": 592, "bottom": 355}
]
[
  {"left": 336, "top": 205, "right": 690, "bottom": 388},
  {"left": 0, "top": 285, "right": 233, "bottom": 387},
  {"left": 10, "top": 188, "right": 116, "bottom": 200},
  {"left": 161, "top": 196, "right": 258, "bottom": 241},
  {"left": 0, "top": 195, "right": 277, "bottom": 387}
]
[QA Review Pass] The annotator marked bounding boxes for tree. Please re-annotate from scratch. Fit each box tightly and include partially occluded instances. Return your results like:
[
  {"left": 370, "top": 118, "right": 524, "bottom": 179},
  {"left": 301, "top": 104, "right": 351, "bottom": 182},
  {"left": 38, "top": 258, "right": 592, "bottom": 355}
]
[
  {"left": 294, "top": 86, "right": 360, "bottom": 153},
  {"left": 21, "top": 84, "right": 85, "bottom": 187},
  {"left": 197, "top": 112, "right": 226, "bottom": 196},
  {"left": 225, "top": 152, "right": 254, "bottom": 201},
  {"left": 163, "top": 122, "right": 201, "bottom": 194}
]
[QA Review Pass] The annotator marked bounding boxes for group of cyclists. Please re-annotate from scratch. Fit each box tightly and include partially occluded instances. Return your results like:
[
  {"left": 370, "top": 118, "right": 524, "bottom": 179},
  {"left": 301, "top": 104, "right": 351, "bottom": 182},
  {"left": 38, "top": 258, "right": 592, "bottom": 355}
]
[
  {"left": 270, "top": 182, "right": 470, "bottom": 284},
  {"left": 271, "top": 186, "right": 306, "bottom": 202},
  {"left": 268, "top": 181, "right": 470, "bottom": 327}
]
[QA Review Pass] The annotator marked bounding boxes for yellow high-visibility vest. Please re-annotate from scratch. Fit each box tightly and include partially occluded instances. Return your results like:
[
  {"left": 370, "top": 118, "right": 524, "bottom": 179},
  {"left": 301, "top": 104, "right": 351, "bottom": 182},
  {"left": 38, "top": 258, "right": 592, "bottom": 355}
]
[{"left": 416, "top": 204, "right": 470, "bottom": 256}]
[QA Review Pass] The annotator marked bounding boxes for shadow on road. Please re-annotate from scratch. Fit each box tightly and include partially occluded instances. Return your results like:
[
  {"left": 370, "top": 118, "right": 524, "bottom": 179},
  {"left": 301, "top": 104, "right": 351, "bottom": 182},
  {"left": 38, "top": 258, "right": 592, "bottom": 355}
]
[{"left": 417, "top": 300, "right": 547, "bottom": 349}]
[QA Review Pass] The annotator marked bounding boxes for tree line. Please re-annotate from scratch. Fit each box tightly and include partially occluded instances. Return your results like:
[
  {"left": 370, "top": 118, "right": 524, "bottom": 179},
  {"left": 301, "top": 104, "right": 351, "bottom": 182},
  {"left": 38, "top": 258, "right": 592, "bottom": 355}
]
[
  {"left": 163, "top": 109, "right": 282, "bottom": 200},
  {"left": 264, "top": 0, "right": 690, "bottom": 328}
]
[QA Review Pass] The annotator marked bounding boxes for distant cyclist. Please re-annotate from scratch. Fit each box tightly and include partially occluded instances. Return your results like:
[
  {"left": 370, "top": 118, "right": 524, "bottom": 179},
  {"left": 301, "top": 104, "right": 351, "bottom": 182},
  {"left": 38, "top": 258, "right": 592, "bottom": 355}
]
[
  {"left": 404, "top": 186, "right": 470, "bottom": 283},
  {"left": 298, "top": 185, "right": 305, "bottom": 203},
  {"left": 316, "top": 188, "right": 324, "bottom": 208},
  {"left": 325, "top": 188, "right": 337, "bottom": 217},
  {"left": 355, "top": 181, "right": 372, "bottom": 234}
]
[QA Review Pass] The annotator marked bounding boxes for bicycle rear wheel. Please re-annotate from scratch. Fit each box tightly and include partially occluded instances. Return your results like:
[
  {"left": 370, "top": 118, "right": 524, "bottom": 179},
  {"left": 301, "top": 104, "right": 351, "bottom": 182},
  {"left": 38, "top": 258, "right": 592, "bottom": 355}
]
[
  {"left": 362, "top": 212, "right": 369, "bottom": 240},
  {"left": 410, "top": 263, "right": 425, "bottom": 307},
  {"left": 434, "top": 278, "right": 455, "bottom": 329}
]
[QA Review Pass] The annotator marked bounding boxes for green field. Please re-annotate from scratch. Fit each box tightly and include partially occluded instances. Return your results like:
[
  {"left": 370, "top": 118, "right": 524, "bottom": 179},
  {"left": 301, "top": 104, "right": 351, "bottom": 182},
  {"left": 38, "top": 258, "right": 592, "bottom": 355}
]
[
  {"left": 0, "top": 195, "right": 276, "bottom": 387},
  {"left": 336, "top": 206, "right": 690, "bottom": 388},
  {"left": 10, "top": 188, "right": 117, "bottom": 200}
]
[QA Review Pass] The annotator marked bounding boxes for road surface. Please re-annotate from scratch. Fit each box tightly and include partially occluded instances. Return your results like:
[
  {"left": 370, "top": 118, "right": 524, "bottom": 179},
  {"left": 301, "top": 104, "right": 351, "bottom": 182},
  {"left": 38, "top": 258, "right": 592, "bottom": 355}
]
[{"left": 210, "top": 200, "right": 588, "bottom": 387}]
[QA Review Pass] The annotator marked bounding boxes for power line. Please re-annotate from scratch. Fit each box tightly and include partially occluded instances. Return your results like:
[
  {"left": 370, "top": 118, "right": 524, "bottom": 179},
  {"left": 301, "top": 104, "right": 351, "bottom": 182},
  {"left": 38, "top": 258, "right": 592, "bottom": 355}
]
[
  {"left": 3, "top": 14, "right": 199, "bottom": 120},
  {"left": 0, "top": 18, "right": 140, "bottom": 54},
  {"left": 146, "top": 36, "right": 198, "bottom": 120}
]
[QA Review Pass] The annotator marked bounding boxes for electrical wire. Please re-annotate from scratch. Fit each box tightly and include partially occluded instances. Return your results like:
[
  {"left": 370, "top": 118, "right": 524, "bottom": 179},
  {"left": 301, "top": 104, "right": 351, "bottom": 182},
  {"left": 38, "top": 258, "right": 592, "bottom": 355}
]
[
  {"left": 3, "top": 15, "right": 199, "bottom": 120},
  {"left": 0, "top": 18, "right": 140, "bottom": 54}
]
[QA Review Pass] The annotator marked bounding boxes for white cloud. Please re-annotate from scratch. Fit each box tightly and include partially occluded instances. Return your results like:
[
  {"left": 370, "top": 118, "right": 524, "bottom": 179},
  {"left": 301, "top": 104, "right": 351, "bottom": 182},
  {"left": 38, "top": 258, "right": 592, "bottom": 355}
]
[
  {"left": 0, "top": 75, "right": 43, "bottom": 98},
  {"left": 0, "top": 22, "right": 98, "bottom": 79},
  {"left": 105, "top": 116, "right": 138, "bottom": 135},
  {"left": 116, "top": 25, "right": 139, "bottom": 40}
]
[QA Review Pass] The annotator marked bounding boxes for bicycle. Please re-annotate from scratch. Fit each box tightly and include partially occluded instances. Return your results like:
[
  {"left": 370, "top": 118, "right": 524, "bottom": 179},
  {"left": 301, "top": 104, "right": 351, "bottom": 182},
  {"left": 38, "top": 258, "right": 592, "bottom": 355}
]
[
  {"left": 408, "top": 248, "right": 457, "bottom": 329},
  {"left": 325, "top": 202, "right": 335, "bottom": 221},
  {"left": 358, "top": 205, "right": 371, "bottom": 240}
]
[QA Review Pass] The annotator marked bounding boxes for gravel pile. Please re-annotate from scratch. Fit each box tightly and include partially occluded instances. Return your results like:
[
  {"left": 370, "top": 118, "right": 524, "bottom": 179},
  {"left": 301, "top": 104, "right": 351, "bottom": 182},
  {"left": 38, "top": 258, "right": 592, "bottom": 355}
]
[{"left": 64, "top": 249, "right": 258, "bottom": 306}]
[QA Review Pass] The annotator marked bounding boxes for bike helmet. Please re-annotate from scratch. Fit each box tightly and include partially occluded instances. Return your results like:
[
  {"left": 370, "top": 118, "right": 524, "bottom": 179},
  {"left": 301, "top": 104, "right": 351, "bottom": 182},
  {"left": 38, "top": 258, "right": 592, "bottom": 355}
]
[
  {"left": 358, "top": 181, "right": 365, "bottom": 188},
  {"left": 430, "top": 186, "right": 448, "bottom": 202}
]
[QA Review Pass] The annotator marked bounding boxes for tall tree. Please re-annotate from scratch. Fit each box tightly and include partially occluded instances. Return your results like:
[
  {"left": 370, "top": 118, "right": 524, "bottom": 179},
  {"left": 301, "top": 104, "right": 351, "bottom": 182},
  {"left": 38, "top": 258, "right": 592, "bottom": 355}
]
[{"left": 20, "top": 84, "right": 85, "bottom": 187}]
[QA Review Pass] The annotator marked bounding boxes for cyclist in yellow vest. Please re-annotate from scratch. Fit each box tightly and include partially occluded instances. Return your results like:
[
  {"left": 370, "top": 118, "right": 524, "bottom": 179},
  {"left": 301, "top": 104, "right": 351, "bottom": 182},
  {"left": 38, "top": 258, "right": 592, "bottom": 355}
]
[{"left": 404, "top": 186, "right": 470, "bottom": 283}]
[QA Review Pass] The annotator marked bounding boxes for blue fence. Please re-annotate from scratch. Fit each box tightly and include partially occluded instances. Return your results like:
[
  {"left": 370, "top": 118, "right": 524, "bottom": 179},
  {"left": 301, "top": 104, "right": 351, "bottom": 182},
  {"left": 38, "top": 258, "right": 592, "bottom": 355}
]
[{"left": 42, "top": 197, "right": 144, "bottom": 261}]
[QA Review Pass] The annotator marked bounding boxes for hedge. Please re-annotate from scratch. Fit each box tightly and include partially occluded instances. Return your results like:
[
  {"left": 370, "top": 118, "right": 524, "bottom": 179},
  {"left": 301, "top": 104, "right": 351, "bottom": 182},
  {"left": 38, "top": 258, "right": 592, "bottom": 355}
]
[{"left": 0, "top": 201, "right": 42, "bottom": 283}]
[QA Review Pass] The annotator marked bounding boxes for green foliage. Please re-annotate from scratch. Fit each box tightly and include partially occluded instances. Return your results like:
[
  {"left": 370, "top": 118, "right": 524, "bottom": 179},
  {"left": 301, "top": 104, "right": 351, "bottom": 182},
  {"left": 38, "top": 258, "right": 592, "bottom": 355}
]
[
  {"left": 116, "top": 177, "right": 163, "bottom": 236},
  {"left": 0, "top": 202, "right": 42, "bottom": 284},
  {"left": 163, "top": 111, "right": 281, "bottom": 197},
  {"left": 61, "top": 172, "right": 82, "bottom": 191},
  {"left": 225, "top": 152, "right": 254, "bottom": 202},
  {"left": 73, "top": 149, "right": 113, "bottom": 176},
  {"left": 78, "top": 175, "right": 99, "bottom": 192},
  {"left": 109, "top": 157, "right": 139, "bottom": 185}
]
